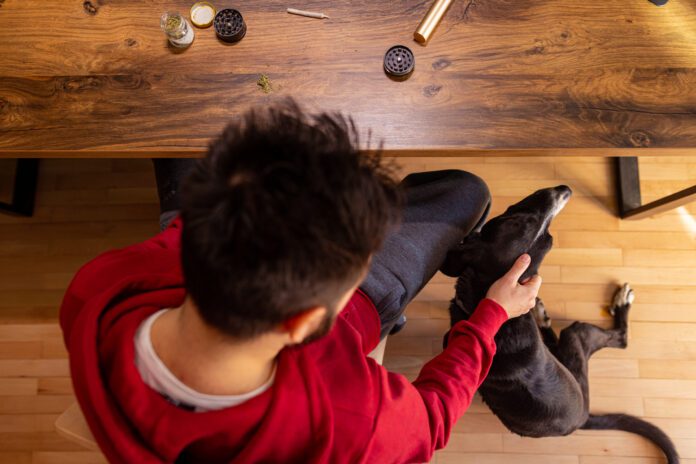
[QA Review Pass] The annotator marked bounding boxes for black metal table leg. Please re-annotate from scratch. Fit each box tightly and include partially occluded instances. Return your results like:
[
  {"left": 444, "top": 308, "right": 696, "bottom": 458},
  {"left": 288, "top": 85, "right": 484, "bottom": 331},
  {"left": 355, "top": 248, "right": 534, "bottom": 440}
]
[
  {"left": 615, "top": 157, "right": 696, "bottom": 220},
  {"left": 0, "top": 159, "right": 39, "bottom": 217}
]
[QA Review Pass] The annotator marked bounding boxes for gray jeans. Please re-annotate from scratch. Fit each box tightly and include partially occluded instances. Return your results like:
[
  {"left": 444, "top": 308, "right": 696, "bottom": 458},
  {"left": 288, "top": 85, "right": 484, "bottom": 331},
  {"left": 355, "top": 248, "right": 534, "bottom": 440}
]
[
  {"left": 359, "top": 170, "right": 490, "bottom": 339},
  {"left": 153, "top": 161, "right": 490, "bottom": 340}
]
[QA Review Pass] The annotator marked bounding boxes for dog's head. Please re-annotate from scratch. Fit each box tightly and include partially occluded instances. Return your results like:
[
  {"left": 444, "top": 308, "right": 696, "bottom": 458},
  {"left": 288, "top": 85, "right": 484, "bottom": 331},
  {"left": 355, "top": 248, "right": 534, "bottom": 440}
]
[{"left": 442, "top": 185, "right": 572, "bottom": 284}]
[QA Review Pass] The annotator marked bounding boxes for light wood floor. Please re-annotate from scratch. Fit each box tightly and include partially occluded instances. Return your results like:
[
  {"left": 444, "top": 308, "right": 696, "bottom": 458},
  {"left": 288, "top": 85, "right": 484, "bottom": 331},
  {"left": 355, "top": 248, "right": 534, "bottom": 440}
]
[{"left": 0, "top": 157, "right": 694, "bottom": 464}]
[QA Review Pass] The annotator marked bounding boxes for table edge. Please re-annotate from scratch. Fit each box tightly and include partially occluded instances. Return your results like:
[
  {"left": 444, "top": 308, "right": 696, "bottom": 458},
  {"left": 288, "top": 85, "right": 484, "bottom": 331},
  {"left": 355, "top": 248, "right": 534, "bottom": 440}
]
[{"left": 2, "top": 147, "right": 696, "bottom": 158}]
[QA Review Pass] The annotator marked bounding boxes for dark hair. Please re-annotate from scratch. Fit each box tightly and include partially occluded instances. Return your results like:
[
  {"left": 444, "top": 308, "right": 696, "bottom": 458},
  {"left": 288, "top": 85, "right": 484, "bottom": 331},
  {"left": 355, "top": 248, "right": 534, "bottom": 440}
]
[{"left": 180, "top": 100, "right": 402, "bottom": 339}]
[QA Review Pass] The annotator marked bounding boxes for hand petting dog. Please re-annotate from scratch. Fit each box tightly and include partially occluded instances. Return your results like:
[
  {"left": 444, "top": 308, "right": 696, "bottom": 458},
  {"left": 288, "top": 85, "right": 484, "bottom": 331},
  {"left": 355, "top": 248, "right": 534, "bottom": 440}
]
[{"left": 486, "top": 254, "right": 542, "bottom": 319}]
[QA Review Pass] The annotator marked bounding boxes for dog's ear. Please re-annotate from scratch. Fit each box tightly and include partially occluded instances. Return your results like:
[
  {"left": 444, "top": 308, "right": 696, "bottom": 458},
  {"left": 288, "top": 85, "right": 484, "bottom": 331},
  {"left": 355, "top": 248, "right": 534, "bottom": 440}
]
[{"left": 440, "top": 233, "right": 484, "bottom": 277}]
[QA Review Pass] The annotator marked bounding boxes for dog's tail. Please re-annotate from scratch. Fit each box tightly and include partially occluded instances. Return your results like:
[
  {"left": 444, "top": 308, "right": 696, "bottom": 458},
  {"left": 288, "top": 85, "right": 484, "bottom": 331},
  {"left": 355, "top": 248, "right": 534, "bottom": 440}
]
[{"left": 581, "top": 413, "right": 679, "bottom": 463}]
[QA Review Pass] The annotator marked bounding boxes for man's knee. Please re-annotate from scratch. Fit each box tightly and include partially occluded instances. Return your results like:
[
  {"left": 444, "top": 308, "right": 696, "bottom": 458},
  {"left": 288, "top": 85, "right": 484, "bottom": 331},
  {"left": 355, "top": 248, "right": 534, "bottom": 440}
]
[
  {"left": 439, "top": 170, "right": 491, "bottom": 233},
  {"left": 443, "top": 170, "right": 490, "bottom": 205},
  {"left": 401, "top": 169, "right": 490, "bottom": 230},
  {"left": 402, "top": 169, "right": 489, "bottom": 202}
]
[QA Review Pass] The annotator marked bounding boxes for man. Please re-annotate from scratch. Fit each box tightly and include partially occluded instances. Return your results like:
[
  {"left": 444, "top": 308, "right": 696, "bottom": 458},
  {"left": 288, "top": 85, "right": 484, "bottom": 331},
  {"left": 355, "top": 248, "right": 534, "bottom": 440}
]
[{"left": 61, "top": 101, "right": 541, "bottom": 463}]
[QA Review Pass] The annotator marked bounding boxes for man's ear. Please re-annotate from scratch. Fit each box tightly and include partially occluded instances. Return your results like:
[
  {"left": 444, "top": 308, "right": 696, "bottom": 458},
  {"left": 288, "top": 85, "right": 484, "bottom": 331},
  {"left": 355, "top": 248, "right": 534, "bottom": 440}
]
[
  {"left": 440, "top": 233, "right": 484, "bottom": 278},
  {"left": 282, "top": 306, "right": 326, "bottom": 344}
]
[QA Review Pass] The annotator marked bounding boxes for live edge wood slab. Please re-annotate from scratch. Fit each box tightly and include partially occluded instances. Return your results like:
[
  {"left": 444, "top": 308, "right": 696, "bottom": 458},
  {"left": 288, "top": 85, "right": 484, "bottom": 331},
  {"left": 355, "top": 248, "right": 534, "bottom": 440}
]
[{"left": 1, "top": 0, "right": 696, "bottom": 158}]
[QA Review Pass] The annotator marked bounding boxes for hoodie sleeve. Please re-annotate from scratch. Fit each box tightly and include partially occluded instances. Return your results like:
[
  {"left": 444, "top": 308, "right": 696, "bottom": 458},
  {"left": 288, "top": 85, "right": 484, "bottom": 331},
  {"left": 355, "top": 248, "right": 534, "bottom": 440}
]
[{"left": 365, "top": 298, "right": 507, "bottom": 463}]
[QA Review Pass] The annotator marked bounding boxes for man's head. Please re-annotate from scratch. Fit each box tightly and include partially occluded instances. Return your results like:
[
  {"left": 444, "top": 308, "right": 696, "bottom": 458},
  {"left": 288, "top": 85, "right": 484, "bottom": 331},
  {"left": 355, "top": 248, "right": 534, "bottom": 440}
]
[{"left": 180, "top": 101, "right": 401, "bottom": 344}]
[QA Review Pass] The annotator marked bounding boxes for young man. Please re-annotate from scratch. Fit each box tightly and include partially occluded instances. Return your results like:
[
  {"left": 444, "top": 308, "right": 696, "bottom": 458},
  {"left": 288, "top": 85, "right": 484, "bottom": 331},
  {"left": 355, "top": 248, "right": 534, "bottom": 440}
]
[{"left": 61, "top": 102, "right": 541, "bottom": 463}]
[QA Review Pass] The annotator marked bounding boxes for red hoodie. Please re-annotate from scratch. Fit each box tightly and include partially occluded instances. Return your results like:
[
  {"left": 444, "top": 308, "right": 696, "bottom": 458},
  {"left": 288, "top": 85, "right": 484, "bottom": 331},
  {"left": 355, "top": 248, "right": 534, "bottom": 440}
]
[{"left": 60, "top": 218, "right": 507, "bottom": 464}]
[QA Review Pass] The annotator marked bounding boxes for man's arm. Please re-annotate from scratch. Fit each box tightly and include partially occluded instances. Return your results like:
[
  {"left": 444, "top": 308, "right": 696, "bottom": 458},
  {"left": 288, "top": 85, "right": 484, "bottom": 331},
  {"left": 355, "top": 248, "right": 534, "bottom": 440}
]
[
  {"left": 365, "top": 299, "right": 506, "bottom": 462},
  {"left": 365, "top": 254, "right": 541, "bottom": 462}
]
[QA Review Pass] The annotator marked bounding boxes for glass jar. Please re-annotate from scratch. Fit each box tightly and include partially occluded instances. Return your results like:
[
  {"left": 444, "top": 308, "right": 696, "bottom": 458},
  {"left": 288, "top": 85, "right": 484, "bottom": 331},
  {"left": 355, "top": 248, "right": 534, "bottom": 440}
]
[{"left": 160, "top": 12, "right": 195, "bottom": 48}]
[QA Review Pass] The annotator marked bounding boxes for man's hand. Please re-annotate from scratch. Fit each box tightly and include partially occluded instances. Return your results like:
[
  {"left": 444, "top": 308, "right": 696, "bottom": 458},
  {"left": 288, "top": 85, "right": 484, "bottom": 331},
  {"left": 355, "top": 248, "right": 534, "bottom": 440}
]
[{"left": 486, "top": 254, "right": 542, "bottom": 319}]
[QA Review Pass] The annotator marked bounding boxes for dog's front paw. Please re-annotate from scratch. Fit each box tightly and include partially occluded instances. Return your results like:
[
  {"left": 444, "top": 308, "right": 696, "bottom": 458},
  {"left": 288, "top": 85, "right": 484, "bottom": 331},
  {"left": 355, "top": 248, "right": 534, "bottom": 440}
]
[
  {"left": 609, "top": 283, "right": 634, "bottom": 316},
  {"left": 532, "top": 297, "right": 552, "bottom": 329}
]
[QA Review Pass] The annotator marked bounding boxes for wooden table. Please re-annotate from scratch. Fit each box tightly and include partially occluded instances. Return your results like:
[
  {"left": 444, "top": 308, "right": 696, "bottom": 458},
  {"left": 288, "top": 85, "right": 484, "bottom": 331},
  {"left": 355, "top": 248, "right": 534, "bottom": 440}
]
[{"left": 1, "top": 0, "right": 695, "bottom": 217}]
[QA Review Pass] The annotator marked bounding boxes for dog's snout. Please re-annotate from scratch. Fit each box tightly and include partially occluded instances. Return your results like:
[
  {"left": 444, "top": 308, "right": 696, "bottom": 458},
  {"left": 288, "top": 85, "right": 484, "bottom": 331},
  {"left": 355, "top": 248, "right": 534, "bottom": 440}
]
[{"left": 555, "top": 185, "right": 572, "bottom": 201}]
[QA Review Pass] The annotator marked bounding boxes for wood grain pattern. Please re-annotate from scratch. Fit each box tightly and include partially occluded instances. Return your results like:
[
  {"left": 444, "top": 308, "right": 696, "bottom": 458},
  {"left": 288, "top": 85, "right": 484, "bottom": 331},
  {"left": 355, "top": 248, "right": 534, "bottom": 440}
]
[{"left": 2, "top": 1, "right": 696, "bottom": 156}]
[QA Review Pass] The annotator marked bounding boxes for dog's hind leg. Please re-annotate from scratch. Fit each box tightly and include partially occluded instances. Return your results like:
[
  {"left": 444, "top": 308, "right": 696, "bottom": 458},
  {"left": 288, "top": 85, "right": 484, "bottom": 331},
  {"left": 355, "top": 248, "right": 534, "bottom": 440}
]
[
  {"left": 554, "top": 284, "right": 634, "bottom": 410},
  {"left": 608, "top": 282, "right": 634, "bottom": 335},
  {"left": 532, "top": 298, "right": 559, "bottom": 355},
  {"left": 572, "top": 285, "right": 678, "bottom": 464}
]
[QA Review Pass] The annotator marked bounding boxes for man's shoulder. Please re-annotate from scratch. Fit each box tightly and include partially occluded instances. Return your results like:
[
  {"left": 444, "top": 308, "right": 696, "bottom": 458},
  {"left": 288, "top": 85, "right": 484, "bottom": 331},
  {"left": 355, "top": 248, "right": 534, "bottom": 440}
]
[
  {"left": 60, "top": 225, "right": 184, "bottom": 344},
  {"left": 66, "top": 222, "right": 183, "bottom": 299}
]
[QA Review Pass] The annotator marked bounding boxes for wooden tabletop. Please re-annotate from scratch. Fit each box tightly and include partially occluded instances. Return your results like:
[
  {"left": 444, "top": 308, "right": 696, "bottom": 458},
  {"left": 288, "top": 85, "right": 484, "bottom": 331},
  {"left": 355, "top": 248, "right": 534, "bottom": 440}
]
[{"left": 2, "top": 0, "right": 696, "bottom": 157}]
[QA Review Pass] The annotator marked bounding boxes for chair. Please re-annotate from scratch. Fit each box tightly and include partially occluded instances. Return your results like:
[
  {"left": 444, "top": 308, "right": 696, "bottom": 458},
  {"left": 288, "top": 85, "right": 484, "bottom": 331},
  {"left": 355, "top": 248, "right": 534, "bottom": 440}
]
[{"left": 55, "top": 402, "right": 98, "bottom": 450}]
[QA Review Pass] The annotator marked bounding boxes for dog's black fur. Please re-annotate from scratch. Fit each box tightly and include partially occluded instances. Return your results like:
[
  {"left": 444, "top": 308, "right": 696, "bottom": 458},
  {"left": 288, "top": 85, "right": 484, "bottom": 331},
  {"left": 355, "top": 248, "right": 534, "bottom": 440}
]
[{"left": 441, "top": 186, "right": 679, "bottom": 464}]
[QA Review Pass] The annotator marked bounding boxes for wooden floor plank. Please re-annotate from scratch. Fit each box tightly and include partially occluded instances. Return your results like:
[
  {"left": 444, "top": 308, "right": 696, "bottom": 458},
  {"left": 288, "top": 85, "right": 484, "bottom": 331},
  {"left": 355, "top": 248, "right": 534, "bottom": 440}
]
[
  {"left": 587, "top": 396, "right": 645, "bottom": 417},
  {"left": 0, "top": 360, "right": 69, "bottom": 379},
  {"left": 544, "top": 248, "right": 623, "bottom": 266},
  {"left": 580, "top": 456, "right": 669, "bottom": 464},
  {"left": 630, "top": 322, "right": 696, "bottom": 342},
  {"left": 639, "top": 360, "right": 696, "bottom": 380},
  {"left": 0, "top": 342, "right": 42, "bottom": 360},
  {"left": 0, "top": 379, "right": 37, "bottom": 396},
  {"left": 31, "top": 452, "right": 107, "bottom": 464},
  {"left": 589, "top": 378, "right": 696, "bottom": 400},
  {"left": 560, "top": 266, "right": 696, "bottom": 286},
  {"left": 565, "top": 303, "right": 696, "bottom": 324},
  {"left": 0, "top": 325, "right": 62, "bottom": 340},
  {"left": 437, "top": 452, "right": 579, "bottom": 464},
  {"left": 0, "top": 415, "right": 59, "bottom": 433},
  {"left": 0, "top": 432, "right": 85, "bottom": 452},
  {"left": 0, "top": 396, "right": 75, "bottom": 415},
  {"left": 593, "top": 339, "right": 696, "bottom": 361},
  {"left": 37, "top": 378, "right": 74, "bottom": 396},
  {"left": 644, "top": 398, "right": 696, "bottom": 420},
  {"left": 557, "top": 231, "right": 695, "bottom": 250},
  {"left": 502, "top": 434, "right": 664, "bottom": 458},
  {"left": 624, "top": 249, "right": 696, "bottom": 267},
  {"left": 0, "top": 452, "right": 31, "bottom": 464}
]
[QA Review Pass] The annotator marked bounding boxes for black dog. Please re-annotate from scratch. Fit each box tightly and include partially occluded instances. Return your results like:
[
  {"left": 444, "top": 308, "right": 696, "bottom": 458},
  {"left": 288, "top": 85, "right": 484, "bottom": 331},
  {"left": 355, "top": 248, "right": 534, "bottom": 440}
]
[{"left": 441, "top": 186, "right": 679, "bottom": 464}]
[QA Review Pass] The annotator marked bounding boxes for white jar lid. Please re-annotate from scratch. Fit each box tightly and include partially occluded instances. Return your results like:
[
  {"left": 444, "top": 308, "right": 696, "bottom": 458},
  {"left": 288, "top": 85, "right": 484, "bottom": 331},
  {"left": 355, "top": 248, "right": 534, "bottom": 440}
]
[{"left": 190, "top": 2, "right": 216, "bottom": 28}]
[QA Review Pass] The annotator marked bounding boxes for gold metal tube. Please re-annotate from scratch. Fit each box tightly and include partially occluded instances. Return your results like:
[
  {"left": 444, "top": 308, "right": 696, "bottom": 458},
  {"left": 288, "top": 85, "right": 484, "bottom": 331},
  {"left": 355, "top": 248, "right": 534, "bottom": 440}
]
[{"left": 414, "top": 0, "right": 455, "bottom": 44}]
